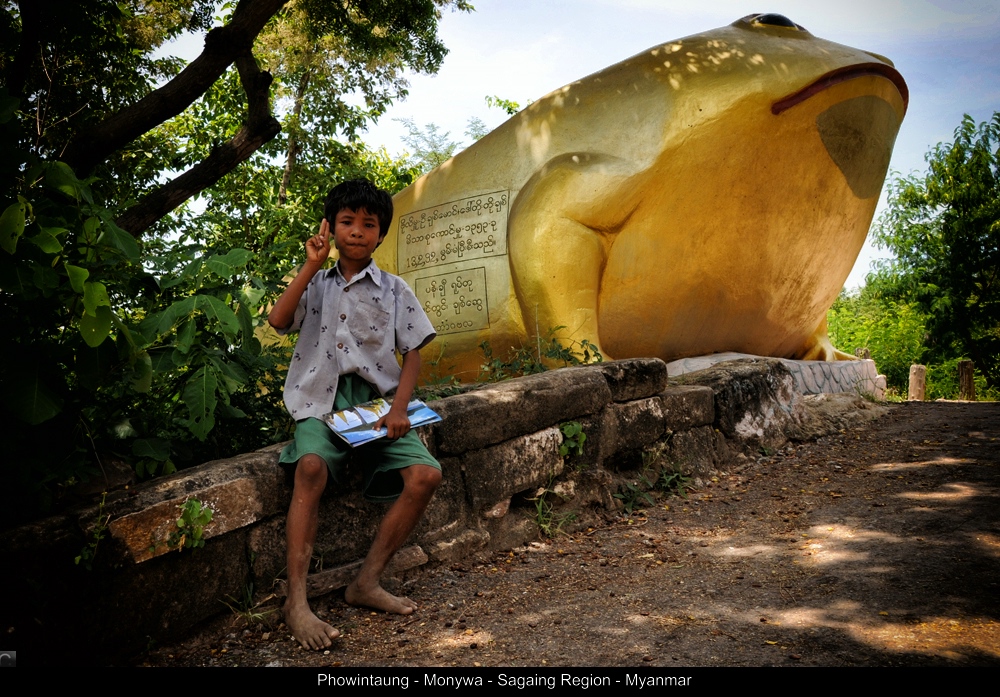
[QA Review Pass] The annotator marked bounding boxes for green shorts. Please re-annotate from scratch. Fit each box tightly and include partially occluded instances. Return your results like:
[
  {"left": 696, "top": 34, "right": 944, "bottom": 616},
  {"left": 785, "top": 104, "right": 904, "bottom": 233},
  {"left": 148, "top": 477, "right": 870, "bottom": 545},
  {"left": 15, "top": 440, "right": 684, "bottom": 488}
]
[{"left": 279, "top": 374, "right": 441, "bottom": 502}]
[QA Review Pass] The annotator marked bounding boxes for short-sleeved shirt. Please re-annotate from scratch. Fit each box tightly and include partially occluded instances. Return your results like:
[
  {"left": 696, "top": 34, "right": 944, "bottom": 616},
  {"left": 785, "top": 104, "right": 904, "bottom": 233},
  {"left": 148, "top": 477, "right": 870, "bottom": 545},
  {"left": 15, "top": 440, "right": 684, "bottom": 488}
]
[{"left": 277, "top": 259, "right": 436, "bottom": 421}]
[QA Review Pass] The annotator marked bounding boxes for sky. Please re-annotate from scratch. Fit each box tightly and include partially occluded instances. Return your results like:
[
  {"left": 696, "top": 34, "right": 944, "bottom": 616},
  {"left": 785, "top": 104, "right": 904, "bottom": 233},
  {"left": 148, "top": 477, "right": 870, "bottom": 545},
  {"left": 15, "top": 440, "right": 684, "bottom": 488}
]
[{"left": 354, "top": 0, "right": 1000, "bottom": 289}]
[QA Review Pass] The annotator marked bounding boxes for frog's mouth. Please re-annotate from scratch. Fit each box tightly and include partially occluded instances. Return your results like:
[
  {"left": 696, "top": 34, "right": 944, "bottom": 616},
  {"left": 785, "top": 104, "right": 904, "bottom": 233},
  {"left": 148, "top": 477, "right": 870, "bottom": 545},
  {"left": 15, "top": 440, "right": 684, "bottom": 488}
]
[
  {"left": 771, "top": 62, "right": 908, "bottom": 199},
  {"left": 771, "top": 63, "right": 909, "bottom": 116}
]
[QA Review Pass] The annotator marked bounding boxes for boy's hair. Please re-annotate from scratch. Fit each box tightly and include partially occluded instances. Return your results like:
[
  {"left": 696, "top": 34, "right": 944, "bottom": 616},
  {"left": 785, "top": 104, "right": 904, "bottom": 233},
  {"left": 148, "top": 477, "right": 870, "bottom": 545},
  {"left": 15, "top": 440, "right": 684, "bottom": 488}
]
[{"left": 324, "top": 179, "right": 394, "bottom": 238}]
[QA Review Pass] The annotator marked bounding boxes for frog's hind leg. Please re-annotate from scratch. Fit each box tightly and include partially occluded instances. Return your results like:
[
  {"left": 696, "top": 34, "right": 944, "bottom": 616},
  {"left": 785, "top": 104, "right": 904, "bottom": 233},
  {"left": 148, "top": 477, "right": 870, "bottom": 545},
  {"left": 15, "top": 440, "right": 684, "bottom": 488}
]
[{"left": 508, "top": 153, "right": 636, "bottom": 359}]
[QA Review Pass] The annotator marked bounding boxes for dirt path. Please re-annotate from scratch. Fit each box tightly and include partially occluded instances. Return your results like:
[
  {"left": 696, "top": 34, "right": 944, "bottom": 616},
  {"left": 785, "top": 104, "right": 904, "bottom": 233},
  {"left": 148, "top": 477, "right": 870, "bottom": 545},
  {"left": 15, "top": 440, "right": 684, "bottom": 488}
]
[{"left": 140, "top": 401, "right": 1000, "bottom": 667}]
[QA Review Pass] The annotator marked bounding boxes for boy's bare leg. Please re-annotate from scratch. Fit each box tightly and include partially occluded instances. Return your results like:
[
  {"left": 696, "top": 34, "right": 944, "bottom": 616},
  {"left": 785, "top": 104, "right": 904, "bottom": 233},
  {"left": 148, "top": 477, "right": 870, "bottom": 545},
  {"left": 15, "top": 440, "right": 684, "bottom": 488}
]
[
  {"left": 284, "top": 454, "right": 341, "bottom": 649},
  {"left": 346, "top": 464, "right": 442, "bottom": 614}
]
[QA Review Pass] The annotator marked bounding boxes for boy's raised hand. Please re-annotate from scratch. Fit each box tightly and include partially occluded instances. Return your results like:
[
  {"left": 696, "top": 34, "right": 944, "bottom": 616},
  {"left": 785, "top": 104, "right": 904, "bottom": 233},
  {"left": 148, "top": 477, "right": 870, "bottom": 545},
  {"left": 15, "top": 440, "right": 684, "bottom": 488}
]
[{"left": 305, "top": 219, "right": 332, "bottom": 266}]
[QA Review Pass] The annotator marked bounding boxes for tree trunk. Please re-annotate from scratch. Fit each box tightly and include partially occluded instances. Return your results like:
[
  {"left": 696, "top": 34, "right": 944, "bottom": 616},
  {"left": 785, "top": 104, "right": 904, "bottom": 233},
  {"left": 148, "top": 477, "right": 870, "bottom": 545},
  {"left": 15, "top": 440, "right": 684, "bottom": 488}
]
[
  {"left": 64, "top": 0, "right": 289, "bottom": 176},
  {"left": 278, "top": 70, "right": 312, "bottom": 206},
  {"left": 959, "top": 360, "right": 976, "bottom": 401},
  {"left": 115, "top": 52, "right": 280, "bottom": 236}
]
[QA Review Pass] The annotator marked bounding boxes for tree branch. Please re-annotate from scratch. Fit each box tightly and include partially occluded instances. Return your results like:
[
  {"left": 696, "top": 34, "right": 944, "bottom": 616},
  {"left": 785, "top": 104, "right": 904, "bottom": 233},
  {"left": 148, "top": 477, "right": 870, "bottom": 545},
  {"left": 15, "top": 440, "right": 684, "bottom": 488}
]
[
  {"left": 63, "top": 0, "right": 288, "bottom": 175},
  {"left": 115, "top": 51, "right": 281, "bottom": 237}
]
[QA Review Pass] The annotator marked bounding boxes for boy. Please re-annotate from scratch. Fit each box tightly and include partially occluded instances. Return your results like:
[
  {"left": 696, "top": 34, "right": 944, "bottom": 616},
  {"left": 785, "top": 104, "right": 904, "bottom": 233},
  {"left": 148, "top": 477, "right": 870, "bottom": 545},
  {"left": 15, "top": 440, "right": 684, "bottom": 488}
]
[{"left": 268, "top": 179, "right": 442, "bottom": 651}]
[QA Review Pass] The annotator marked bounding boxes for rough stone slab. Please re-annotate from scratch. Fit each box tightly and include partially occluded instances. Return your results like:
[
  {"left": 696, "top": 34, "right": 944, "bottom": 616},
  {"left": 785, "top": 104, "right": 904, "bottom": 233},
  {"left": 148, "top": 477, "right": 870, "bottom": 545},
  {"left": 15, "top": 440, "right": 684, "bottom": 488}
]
[
  {"left": 608, "top": 397, "right": 666, "bottom": 453},
  {"left": 668, "top": 352, "right": 887, "bottom": 399},
  {"left": 432, "top": 368, "right": 612, "bottom": 453},
  {"left": 460, "top": 427, "right": 564, "bottom": 508},
  {"left": 570, "top": 409, "right": 618, "bottom": 470},
  {"left": 111, "top": 476, "right": 266, "bottom": 563},
  {"left": 274, "top": 545, "right": 429, "bottom": 599},
  {"left": 422, "top": 457, "right": 468, "bottom": 532},
  {"left": 102, "top": 451, "right": 284, "bottom": 517},
  {"left": 673, "top": 358, "right": 798, "bottom": 451},
  {"left": 427, "top": 529, "right": 491, "bottom": 563},
  {"left": 582, "top": 358, "right": 669, "bottom": 402},
  {"left": 787, "top": 392, "right": 889, "bottom": 441},
  {"left": 666, "top": 426, "right": 731, "bottom": 473},
  {"left": 483, "top": 516, "right": 540, "bottom": 553},
  {"left": 660, "top": 385, "right": 715, "bottom": 430}
]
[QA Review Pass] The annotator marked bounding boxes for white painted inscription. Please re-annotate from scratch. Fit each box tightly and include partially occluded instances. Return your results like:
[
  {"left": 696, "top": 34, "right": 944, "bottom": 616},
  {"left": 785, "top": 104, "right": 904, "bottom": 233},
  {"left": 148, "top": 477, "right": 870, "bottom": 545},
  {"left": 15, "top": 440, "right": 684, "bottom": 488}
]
[
  {"left": 414, "top": 267, "right": 490, "bottom": 335},
  {"left": 397, "top": 191, "right": 509, "bottom": 272}
]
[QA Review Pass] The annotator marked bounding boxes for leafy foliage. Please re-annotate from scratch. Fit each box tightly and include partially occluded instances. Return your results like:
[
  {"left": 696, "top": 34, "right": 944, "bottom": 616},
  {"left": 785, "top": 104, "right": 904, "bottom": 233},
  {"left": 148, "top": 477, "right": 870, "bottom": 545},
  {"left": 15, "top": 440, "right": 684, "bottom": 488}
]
[
  {"left": 558, "top": 421, "right": 586, "bottom": 459},
  {"left": 827, "top": 288, "right": 927, "bottom": 393},
  {"left": 478, "top": 327, "right": 603, "bottom": 383},
  {"left": 871, "top": 113, "right": 1000, "bottom": 390},
  {"left": 0, "top": 1, "right": 468, "bottom": 524}
]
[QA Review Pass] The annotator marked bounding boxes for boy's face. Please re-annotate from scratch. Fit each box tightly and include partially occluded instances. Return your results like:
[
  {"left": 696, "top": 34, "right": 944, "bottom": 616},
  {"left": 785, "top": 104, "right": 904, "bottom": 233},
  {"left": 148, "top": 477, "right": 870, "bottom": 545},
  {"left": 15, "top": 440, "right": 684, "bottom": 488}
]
[{"left": 332, "top": 207, "right": 385, "bottom": 264}]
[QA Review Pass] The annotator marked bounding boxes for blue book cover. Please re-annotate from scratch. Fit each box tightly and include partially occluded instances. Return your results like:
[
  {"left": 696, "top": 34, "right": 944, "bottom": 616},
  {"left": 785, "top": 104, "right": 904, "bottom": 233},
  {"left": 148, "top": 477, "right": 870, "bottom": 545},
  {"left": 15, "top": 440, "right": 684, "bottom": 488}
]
[{"left": 321, "top": 398, "right": 441, "bottom": 447}]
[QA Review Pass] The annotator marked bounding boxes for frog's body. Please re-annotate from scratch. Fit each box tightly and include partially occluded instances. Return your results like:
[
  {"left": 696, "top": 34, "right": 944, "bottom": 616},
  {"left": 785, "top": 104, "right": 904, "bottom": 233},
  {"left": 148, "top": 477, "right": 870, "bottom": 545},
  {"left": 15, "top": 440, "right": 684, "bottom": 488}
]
[{"left": 373, "top": 14, "right": 907, "bottom": 379}]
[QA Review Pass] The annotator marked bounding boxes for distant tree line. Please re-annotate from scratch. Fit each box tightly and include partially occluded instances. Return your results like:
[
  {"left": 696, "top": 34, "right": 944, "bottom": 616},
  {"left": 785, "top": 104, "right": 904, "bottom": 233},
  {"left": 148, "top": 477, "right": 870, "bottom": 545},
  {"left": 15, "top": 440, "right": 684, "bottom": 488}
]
[{"left": 829, "top": 112, "right": 999, "bottom": 400}]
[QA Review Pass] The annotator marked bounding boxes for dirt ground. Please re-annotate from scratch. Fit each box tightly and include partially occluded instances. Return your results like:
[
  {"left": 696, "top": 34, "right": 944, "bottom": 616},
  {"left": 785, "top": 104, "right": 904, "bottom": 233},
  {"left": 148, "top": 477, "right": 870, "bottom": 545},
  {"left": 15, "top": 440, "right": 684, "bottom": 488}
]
[{"left": 139, "top": 401, "right": 1000, "bottom": 667}]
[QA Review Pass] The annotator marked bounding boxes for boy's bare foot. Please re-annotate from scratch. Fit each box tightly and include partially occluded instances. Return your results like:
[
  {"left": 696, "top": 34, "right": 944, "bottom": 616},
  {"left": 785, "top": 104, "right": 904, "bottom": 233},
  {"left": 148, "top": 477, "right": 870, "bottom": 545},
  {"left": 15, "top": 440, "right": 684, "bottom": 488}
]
[
  {"left": 345, "top": 580, "right": 418, "bottom": 614},
  {"left": 284, "top": 602, "right": 340, "bottom": 650}
]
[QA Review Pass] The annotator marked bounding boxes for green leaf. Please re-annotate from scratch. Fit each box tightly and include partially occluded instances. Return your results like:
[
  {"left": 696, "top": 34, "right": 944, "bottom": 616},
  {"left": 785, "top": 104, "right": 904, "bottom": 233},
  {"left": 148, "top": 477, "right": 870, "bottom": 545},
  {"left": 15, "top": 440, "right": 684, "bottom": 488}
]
[
  {"left": 80, "top": 305, "right": 113, "bottom": 347},
  {"left": 28, "top": 230, "right": 63, "bottom": 254},
  {"left": 3, "top": 369, "right": 63, "bottom": 425},
  {"left": 206, "top": 248, "right": 254, "bottom": 279},
  {"left": 132, "top": 350, "right": 153, "bottom": 393},
  {"left": 147, "top": 347, "right": 177, "bottom": 373},
  {"left": 31, "top": 260, "right": 59, "bottom": 291},
  {"left": 240, "top": 285, "right": 266, "bottom": 307},
  {"left": 0, "top": 200, "right": 26, "bottom": 254},
  {"left": 182, "top": 366, "right": 218, "bottom": 441},
  {"left": 101, "top": 217, "right": 141, "bottom": 263},
  {"left": 175, "top": 318, "right": 196, "bottom": 354},
  {"left": 82, "top": 281, "right": 110, "bottom": 315},
  {"left": 45, "top": 162, "right": 82, "bottom": 201},
  {"left": 140, "top": 296, "right": 196, "bottom": 337},
  {"left": 132, "top": 437, "right": 170, "bottom": 461},
  {"left": 196, "top": 294, "right": 240, "bottom": 338}
]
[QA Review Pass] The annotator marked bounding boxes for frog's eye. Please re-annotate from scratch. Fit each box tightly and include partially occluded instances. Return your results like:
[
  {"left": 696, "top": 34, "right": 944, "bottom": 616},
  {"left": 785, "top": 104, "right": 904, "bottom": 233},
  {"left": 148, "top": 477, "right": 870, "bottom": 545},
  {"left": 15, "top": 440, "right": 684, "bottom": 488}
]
[{"left": 751, "top": 13, "right": 806, "bottom": 31}]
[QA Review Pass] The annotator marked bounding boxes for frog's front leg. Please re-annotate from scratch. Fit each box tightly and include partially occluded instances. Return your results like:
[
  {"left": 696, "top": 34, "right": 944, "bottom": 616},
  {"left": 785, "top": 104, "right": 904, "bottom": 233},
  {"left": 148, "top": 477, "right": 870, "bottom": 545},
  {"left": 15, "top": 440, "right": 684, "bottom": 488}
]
[{"left": 508, "top": 153, "right": 635, "bottom": 360}]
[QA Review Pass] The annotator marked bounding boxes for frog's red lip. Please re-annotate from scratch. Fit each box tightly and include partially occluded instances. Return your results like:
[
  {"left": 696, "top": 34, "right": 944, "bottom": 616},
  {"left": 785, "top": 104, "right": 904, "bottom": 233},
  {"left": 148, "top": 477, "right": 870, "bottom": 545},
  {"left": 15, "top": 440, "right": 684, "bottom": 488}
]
[{"left": 772, "top": 63, "right": 909, "bottom": 116}]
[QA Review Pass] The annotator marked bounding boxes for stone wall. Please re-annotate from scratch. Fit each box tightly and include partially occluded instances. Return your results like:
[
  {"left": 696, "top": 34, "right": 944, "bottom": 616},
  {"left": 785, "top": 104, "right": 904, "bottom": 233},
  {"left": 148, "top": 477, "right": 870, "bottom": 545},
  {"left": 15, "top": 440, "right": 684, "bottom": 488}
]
[{"left": 0, "top": 357, "right": 886, "bottom": 663}]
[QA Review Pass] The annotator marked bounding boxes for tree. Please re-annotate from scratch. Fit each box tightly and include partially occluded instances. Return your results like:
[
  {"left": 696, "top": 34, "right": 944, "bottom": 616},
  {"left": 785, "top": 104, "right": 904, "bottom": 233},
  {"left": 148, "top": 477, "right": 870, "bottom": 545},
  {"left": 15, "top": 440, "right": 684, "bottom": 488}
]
[
  {"left": 827, "top": 287, "right": 927, "bottom": 394},
  {"left": 872, "top": 112, "right": 1000, "bottom": 390},
  {"left": 0, "top": 0, "right": 468, "bottom": 522}
]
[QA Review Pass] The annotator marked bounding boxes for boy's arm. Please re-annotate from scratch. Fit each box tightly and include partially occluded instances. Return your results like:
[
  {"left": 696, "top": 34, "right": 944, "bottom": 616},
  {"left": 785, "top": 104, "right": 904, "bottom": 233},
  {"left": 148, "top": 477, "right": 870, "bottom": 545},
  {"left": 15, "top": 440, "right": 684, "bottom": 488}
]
[
  {"left": 375, "top": 349, "right": 421, "bottom": 439},
  {"left": 268, "top": 220, "right": 332, "bottom": 331}
]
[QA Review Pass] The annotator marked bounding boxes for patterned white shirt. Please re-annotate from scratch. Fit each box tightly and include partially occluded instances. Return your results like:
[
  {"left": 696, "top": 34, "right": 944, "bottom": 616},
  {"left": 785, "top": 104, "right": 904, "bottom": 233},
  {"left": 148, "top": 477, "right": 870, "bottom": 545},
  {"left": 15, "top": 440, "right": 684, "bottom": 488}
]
[{"left": 278, "top": 259, "right": 436, "bottom": 421}]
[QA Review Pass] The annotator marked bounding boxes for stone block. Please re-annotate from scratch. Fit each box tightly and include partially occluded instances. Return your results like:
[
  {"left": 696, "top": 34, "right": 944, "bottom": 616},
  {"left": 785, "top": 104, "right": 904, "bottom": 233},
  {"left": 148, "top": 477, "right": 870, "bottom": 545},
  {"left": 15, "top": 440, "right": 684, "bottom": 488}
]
[
  {"left": 427, "top": 529, "right": 491, "bottom": 563},
  {"left": 570, "top": 409, "right": 618, "bottom": 470},
  {"left": 660, "top": 385, "right": 715, "bottom": 430},
  {"left": 459, "top": 427, "right": 564, "bottom": 508},
  {"left": 609, "top": 397, "right": 666, "bottom": 453},
  {"left": 673, "top": 358, "right": 797, "bottom": 451},
  {"left": 432, "top": 368, "right": 612, "bottom": 453},
  {"left": 584, "top": 358, "right": 669, "bottom": 402},
  {"left": 106, "top": 453, "right": 285, "bottom": 563},
  {"left": 666, "top": 426, "right": 731, "bottom": 474}
]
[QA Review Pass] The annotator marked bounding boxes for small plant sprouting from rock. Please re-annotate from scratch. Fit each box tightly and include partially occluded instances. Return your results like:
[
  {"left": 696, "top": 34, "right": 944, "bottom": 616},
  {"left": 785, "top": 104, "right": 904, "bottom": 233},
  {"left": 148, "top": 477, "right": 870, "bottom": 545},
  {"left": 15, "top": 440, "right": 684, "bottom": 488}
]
[
  {"left": 75, "top": 492, "right": 110, "bottom": 570},
  {"left": 222, "top": 580, "right": 277, "bottom": 627},
  {"left": 528, "top": 483, "right": 576, "bottom": 538},
  {"left": 656, "top": 468, "right": 691, "bottom": 499},
  {"left": 478, "top": 327, "right": 603, "bottom": 383},
  {"left": 614, "top": 481, "right": 655, "bottom": 516},
  {"left": 559, "top": 421, "right": 586, "bottom": 459},
  {"left": 613, "top": 442, "right": 693, "bottom": 516},
  {"left": 151, "top": 498, "right": 214, "bottom": 554}
]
